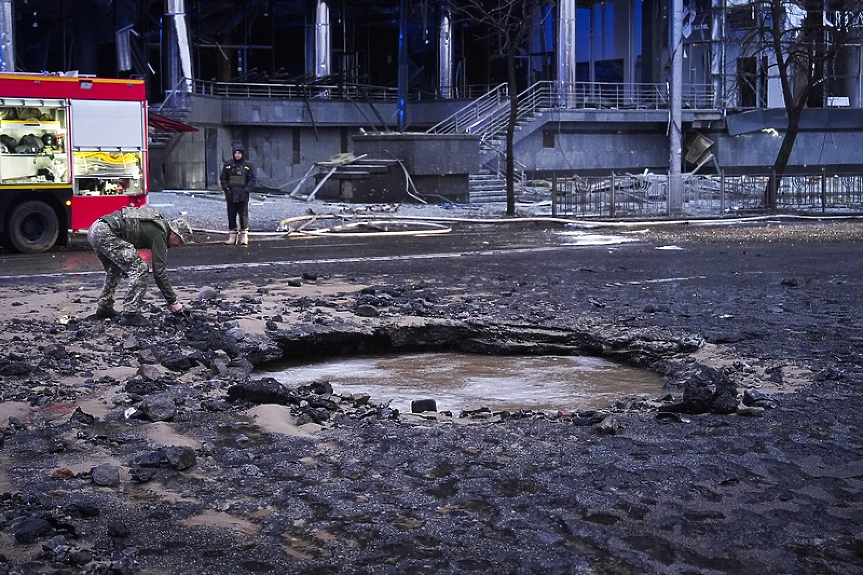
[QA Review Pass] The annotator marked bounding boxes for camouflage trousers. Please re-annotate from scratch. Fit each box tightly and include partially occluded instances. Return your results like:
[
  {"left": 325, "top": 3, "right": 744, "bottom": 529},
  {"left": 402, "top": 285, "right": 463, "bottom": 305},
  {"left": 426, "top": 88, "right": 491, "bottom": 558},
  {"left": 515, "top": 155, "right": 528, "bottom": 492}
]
[{"left": 87, "top": 220, "right": 150, "bottom": 314}]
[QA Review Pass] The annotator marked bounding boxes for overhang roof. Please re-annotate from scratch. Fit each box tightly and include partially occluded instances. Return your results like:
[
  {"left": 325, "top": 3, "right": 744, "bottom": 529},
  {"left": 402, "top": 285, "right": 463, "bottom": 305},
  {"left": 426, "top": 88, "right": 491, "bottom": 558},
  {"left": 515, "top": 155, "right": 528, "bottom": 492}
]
[{"left": 148, "top": 111, "right": 197, "bottom": 133}]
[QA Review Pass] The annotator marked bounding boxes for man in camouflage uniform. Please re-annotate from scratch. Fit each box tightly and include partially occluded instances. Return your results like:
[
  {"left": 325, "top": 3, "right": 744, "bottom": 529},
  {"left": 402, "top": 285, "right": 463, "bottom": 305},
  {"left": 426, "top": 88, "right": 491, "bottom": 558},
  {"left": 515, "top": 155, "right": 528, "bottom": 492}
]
[
  {"left": 219, "top": 142, "right": 256, "bottom": 246},
  {"left": 87, "top": 206, "right": 193, "bottom": 326}
]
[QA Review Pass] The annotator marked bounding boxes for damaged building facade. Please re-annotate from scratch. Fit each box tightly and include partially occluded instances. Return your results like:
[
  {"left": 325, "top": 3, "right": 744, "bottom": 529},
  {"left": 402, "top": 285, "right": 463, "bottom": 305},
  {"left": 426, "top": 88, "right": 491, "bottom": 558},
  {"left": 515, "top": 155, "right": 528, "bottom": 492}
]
[{"left": 1, "top": 1, "right": 862, "bottom": 206}]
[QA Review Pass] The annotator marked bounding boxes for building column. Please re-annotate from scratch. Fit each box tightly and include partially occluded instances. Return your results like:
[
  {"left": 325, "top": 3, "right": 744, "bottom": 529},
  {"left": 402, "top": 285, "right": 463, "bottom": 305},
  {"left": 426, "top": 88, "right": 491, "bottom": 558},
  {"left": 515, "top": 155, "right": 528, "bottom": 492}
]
[
  {"left": 165, "top": 0, "right": 193, "bottom": 92},
  {"left": 315, "top": 0, "right": 331, "bottom": 78},
  {"left": 641, "top": 0, "right": 662, "bottom": 84},
  {"left": 556, "top": 0, "right": 576, "bottom": 106},
  {"left": 439, "top": 4, "right": 453, "bottom": 98},
  {"left": 711, "top": 0, "right": 725, "bottom": 108},
  {"left": 669, "top": 0, "right": 683, "bottom": 214},
  {"left": 620, "top": 0, "right": 636, "bottom": 102},
  {"left": 851, "top": 46, "right": 863, "bottom": 108},
  {"left": 397, "top": 0, "right": 407, "bottom": 130}
]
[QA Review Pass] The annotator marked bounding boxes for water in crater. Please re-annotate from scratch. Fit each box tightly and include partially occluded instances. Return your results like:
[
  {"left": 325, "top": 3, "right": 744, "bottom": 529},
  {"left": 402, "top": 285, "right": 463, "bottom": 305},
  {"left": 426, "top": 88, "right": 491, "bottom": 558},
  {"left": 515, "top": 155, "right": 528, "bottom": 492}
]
[{"left": 263, "top": 352, "right": 665, "bottom": 413}]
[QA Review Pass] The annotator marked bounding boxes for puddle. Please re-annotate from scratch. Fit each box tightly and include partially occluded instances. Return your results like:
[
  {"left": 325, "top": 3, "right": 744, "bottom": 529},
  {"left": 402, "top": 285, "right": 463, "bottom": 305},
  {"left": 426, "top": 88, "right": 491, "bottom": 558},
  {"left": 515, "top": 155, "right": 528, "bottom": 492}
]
[
  {"left": 263, "top": 352, "right": 665, "bottom": 413},
  {"left": 556, "top": 230, "right": 639, "bottom": 246}
]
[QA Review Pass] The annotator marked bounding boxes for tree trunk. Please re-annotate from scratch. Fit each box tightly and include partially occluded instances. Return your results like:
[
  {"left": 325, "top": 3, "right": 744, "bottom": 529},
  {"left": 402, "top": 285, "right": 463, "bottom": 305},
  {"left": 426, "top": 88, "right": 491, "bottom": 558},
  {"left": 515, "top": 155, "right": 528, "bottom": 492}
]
[
  {"left": 506, "top": 42, "right": 518, "bottom": 216},
  {"left": 505, "top": 43, "right": 517, "bottom": 216},
  {"left": 766, "top": 97, "right": 806, "bottom": 210}
]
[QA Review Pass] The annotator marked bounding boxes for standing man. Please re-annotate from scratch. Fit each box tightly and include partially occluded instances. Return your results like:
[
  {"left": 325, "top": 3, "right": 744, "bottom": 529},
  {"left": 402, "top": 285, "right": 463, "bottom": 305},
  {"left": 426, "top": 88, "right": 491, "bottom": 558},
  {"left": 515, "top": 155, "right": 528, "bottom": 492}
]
[
  {"left": 220, "top": 142, "right": 257, "bottom": 246},
  {"left": 87, "top": 206, "right": 193, "bottom": 327}
]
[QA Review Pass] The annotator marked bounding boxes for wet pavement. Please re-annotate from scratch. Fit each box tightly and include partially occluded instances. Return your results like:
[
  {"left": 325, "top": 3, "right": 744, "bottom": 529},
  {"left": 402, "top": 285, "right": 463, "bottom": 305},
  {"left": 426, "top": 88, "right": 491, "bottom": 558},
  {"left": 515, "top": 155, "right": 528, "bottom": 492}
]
[{"left": 0, "top": 201, "right": 862, "bottom": 574}]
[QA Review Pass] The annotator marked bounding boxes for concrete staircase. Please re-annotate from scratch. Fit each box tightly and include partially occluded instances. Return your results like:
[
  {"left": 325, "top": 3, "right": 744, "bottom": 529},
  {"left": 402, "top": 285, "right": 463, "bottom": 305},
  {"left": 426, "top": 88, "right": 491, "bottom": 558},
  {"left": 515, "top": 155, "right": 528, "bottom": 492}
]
[
  {"left": 426, "top": 84, "right": 552, "bottom": 203},
  {"left": 469, "top": 173, "right": 508, "bottom": 203}
]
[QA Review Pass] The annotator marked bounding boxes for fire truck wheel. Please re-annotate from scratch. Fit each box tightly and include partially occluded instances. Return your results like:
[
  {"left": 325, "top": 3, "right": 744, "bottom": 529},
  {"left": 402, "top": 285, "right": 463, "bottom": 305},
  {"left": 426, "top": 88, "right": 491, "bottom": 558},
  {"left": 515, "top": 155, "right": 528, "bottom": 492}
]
[{"left": 7, "top": 200, "right": 60, "bottom": 253}]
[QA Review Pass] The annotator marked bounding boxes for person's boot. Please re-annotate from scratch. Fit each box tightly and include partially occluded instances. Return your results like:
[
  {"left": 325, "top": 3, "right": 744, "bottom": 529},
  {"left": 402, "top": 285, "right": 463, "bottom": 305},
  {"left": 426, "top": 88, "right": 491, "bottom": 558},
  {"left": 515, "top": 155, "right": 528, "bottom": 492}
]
[
  {"left": 238, "top": 230, "right": 249, "bottom": 246},
  {"left": 95, "top": 305, "right": 118, "bottom": 319},
  {"left": 118, "top": 312, "right": 150, "bottom": 327},
  {"left": 224, "top": 231, "right": 237, "bottom": 245}
]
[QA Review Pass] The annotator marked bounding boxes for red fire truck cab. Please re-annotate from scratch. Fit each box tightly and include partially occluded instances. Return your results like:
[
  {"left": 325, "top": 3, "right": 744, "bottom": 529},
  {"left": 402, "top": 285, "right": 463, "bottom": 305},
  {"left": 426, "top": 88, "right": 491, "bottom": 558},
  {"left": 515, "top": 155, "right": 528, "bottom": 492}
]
[{"left": 0, "top": 73, "right": 149, "bottom": 253}]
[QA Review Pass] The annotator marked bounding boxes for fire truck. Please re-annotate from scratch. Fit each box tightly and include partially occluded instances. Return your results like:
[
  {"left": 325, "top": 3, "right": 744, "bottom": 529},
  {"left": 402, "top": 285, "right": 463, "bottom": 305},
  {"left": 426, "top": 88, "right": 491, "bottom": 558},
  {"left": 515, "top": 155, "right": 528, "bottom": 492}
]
[{"left": 0, "top": 73, "right": 149, "bottom": 253}]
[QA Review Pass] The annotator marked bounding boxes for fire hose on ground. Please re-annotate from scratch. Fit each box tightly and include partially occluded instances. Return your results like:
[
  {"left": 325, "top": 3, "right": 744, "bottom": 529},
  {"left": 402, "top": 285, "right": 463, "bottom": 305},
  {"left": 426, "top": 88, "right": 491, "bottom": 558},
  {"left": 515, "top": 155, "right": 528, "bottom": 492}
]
[{"left": 191, "top": 209, "right": 863, "bottom": 240}]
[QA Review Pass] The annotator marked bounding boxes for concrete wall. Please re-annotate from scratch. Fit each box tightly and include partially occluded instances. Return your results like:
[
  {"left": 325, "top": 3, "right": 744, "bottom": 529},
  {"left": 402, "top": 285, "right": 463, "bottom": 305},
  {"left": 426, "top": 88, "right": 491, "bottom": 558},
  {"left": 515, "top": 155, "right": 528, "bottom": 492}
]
[
  {"left": 511, "top": 108, "right": 863, "bottom": 177},
  {"left": 153, "top": 96, "right": 863, "bottom": 193},
  {"left": 710, "top": 130, "right": 863, "bottom": 173},
  {"left": 514, "top": 109, "right": 684, "bottom": 176},
  {"left": 353, "top": 133, "right": 481, "bottom": 175},
  {"left": 154, "top": 95, "right": 471, "bottom": 193}
]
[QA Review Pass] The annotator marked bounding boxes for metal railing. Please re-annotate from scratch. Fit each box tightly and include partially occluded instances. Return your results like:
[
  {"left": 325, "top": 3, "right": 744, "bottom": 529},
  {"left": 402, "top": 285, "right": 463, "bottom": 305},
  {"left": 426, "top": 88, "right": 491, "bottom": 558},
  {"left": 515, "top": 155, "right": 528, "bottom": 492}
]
[
  {"left": 169, "top": 77, "right": 717, "bottom": 118},
  {"left": 553, "top": 81, "right": 714, "bottom": 110},
  {"left": 430, "top": 80, "right": 712, "bottom": 194},
  {"left": 426, "top": 83, "right": 509, "bottom": 135},
  {"left": 428, "top": 81, "right": 716, "bottom": 137},
  {"left": 427, "top": 80, "right": 717, "bottom": 177},
  {"left": 191, "top": 78, "right": 401, "bottom": 100},
  {"left": 481, "top": 142, "right": 527, "bottom": 188},
  {"left": 162, "top": 77, "right": 717, "bottom": 114},
  {"left": 550, "top": 172, "right": 863, "bottom": 219}
]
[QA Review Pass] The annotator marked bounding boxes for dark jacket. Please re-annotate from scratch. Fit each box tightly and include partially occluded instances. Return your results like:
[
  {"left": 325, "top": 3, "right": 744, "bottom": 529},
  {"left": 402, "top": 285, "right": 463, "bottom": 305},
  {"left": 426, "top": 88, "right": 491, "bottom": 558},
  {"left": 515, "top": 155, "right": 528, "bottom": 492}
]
[
  {"left": 100, "top": 208, "right": 179, "bottom": 305},
  {"left": 220, "top": 144, "right": 256, "bottom": 202}
]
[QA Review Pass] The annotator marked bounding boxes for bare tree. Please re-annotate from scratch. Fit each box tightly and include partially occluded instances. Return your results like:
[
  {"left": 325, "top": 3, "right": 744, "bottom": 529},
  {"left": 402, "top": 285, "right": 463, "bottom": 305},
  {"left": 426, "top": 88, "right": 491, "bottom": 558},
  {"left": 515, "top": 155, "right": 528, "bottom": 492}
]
[
  {"left": 447, "top": 0, "right": 551, "bottom": 216},
  {"left": 735, "top": 0, "right": 863, "bottom": 209}
]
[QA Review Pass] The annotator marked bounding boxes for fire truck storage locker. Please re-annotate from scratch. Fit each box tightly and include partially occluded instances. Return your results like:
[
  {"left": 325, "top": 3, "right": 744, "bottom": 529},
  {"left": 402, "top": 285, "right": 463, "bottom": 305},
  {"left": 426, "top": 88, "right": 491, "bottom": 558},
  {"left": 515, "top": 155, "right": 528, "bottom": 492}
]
[
  {"left": 69, "top": 98, "right": 147, "bottom": 230},
  {"left": 0, "top": 75, "right": 148, "bottom": 254}
]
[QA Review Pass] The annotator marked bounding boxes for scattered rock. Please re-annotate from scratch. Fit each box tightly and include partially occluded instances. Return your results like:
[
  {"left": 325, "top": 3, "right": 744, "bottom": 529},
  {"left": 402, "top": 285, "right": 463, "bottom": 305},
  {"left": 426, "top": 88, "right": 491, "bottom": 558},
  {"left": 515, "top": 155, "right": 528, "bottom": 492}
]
[
  {"left": 138, "top": 394, "right": 177, "bottom": 422},
  {"left": 137, "top": 364, "right": 164, "bottom": 381},
  {"left": 198, "top": 288, "right": 222, "bottom": 300},
  {"left": 736, "top": 406, "right": 765, "bottom": 417},
  {"left": 355, "top": 304, "right": 380, "bottom": 317},
  {"left": 742, "top": 389, "right": 779, "bottom": 409},
  {"left": 656, "top": 411, "right": 691, "bottom": 424},
  {"left": 107, "top": 521, "right": 131, "bottom": 538},
  {"left": 70, "top": 407, "right": 95, "bottom": 425},
  {"left": 596, "top": 415, "right": 620, "bottom": 434},
  {"left": 663, "top": 366, "right": 738, "bottom": 414},
  {"left": 91, "top": 463, "right": 121, "bottom": 487},
  {"left": 51, "top": 467, "right": 76, "bottom": 480},
  {"left": 227, "top": 378, "right": 292, "bottom": 404},
  {"left": 162, "top": 446, "right": 197, "bottom": 470},
  {"left": 14, "top": 517, "right": 52, "bottom": 543}
]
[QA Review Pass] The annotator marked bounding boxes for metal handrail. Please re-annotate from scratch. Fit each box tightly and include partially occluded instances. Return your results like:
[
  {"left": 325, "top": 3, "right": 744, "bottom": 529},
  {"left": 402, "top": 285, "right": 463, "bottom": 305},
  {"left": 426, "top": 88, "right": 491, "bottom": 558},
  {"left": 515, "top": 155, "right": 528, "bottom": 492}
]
[
  {"left": 481, "top": 141, "right": 527, "bottom": 187},
  {"left": 156, "top": 77, "right": 195, "bottom": 112},
  {"left": 431, "top": 79, "right": 717, "bottom": 149},
  {"left": 469, "top": 81, "right": 550, "bottom": 141},
  {"left": 191, "top": 78, "right": 401, "bottom": 100},
  {"left": 425, "top": 83, "right": 509, "bottom": 135},
  {"left": 176, "top": 77, "right": 715, "bottom": 112},
  {"left": 550, "top": 81, "right": 714, "bottom": 110}
]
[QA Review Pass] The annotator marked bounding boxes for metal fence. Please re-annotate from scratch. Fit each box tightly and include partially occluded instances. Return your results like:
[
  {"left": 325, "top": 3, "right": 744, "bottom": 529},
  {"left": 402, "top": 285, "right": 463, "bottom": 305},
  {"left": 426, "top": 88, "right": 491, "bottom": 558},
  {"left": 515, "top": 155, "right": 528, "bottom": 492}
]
[{"left": 549, "top": 172, "right": 863, "bottom": 219}]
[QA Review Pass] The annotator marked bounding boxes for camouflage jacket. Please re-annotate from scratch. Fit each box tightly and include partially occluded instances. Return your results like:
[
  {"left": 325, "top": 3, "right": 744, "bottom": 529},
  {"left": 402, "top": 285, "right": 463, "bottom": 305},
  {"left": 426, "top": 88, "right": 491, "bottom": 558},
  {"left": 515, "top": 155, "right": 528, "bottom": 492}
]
[{"left": 100, "top": 208, "right": 179, "bottom": 305}]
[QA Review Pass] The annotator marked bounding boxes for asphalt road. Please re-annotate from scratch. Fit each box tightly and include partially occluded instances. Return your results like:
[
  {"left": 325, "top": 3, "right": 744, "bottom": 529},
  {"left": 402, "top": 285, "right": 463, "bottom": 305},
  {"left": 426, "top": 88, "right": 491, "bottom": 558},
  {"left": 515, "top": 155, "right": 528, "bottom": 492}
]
[{"left": 0, "top": 221, "right": 632, "bottom": 279}]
